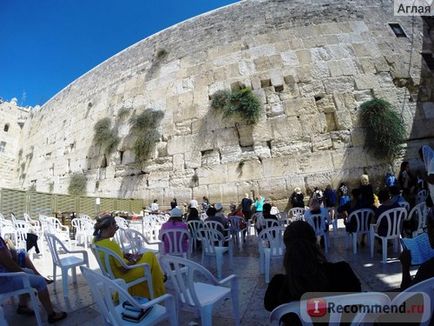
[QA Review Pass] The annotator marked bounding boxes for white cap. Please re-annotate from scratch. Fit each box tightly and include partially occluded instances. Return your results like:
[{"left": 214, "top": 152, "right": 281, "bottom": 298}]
[{"left": 170, "top": 207, "right": 183, "bottom": 217}]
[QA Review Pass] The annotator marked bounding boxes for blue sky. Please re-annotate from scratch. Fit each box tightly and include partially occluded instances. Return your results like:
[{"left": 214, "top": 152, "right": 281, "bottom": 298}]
[{"left": 0, "top": 0, "right": 238, "bottom": 107}]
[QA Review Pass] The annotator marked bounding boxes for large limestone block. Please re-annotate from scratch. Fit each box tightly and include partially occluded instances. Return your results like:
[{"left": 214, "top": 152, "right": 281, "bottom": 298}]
[
  {"left": 331, "top": 147, "right": 368, "bottom": 170},
  {"left": 207, "top": 184, "right": 224, "bottom": 203},
  {"left": 221, "top": 183, "right": 240, "bottom": 204},
  {"left": 226, "top": 159, "right": 263, "bottom": 182},
  {"left": 316, "top": 95, "right": 336, "bottom": 113},
  {"left": 284, "top": 97, "right": 318, "bottom": 117},
  {"left": 197, "top": 165, "right": 227, "bottom": 185},
  {"left": 167, "top": 134, "right": 194, "bottom": 155},
  {"left": 200, "top": 149, "right": 220, "bottom": 166},
  {"left": 215, "top": 128, "right": 240, "bottom": 147},
  {"left": 328, "top": 59, "right": 359, "bottom": 77},
  {"left": 270, "top": 117, "right": 303, "bottom": 141},
  {"left": 172, "top": 154, "right": 185, "bottom": 171},
  {"left": 333, "top": 92, "right": 357, "bottom": 111},
  {"left": 220, "top": 145, "right": 243, "bottom": 164},
  {"left": 298, "top": 80, "right": 325, "bottom": 97},
  {"left": 258, "top": 177, "right": 287, "bottom": 200},
  {"left": 184, "top": 151, "right": 202, "bottom": 169},
  {"left": 300, "top": 113, "right": 327, "bottom": 135},
  {"left": 324, "top": 77, "right": 355, "bottom": 93},
  {"left": 330, "top": 130, "right": 352, "bottom": 149},
  {"left": 270, "top": 141, "right": 311, "bottom": 157},
  {"left": 300, "top": 151, "right": 333, "bottom": 174},
  {"left": 312, "top": 134, "right": 333, "bottom": 152},
  {"left": 262, "top": 156, "right": 301, "bottom": 178}
]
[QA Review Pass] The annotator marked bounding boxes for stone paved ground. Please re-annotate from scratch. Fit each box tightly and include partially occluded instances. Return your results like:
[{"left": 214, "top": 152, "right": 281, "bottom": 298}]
[{"left": 2, "top": 221, "right": 418, "bottom": 325}]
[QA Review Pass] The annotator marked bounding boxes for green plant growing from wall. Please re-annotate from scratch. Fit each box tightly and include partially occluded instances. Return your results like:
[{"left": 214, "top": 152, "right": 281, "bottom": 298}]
[
  {"left": 93, "top": 118, "right": 120, "bottom": 156},
  {"left": 129, "top": 110, "right": 164, "bottom": 163},
  {"left": 28, "top": 184, "right": 36, "bottom": 192},
  {"left": 211, "top": 87, "right": 262, "bottom": 124},
  {"left": 359, "top": 98, "right": 406, "bottom": 160},
  {"left": 68, "top": 173, "right": 87, "bottom": 195},
  {"left": 117, "top": 107, "right": 130, "bottom": 120}
]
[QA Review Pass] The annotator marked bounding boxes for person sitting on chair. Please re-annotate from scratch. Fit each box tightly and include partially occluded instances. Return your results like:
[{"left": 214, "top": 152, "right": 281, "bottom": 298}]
[
  {"left": 0, "top": 236, "right": 67, "bottom": 323},
  {"left": 400, "top": 209, "right": 434, "bottom": 290},
  {"left": 264, "top": 221, "right": 361, "bottom": 324},
  {"left": 93, "top": 214, "right": 165, "bottom": 298},
  {"left": 160, "top": 207, "right": 189, "bottom": 254}
]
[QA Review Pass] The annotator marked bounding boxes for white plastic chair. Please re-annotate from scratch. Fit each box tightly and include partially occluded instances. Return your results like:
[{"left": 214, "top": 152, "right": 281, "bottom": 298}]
[
  {"left": 160, "top": 255, "right": 239, "bottom": 326},
  {"left": 187, "top": 220, "right": 204, "bottom": 251},
  {"left": 44, "top": 216, "right": 71, "bottom": 248},
  {"left": 158, "top": 228, "right": 191, "bottom": 258},
  {"left": 91, "top": 244, "right": 154, "bottom": 298},
  {"left": 305, "top": 213, "right": 329, "bottom": 254},
  {"left": 123, "top": 228, "right": 160, "bottom": 254},
  {"left": 258, "top": 226, "right": 286, "bottom": 283},
  {"left": 416, "top": 189, "right": 428, "bottom": 205},
  {"left": 289, "top": 207, "right": 304, "bottom": 221},
  {"left": 406, "top": 202, "right": 428, "bottom": 237},
  {"left": 45, "top": 232, "right": 89, "bottom": 297},
  {"left": 80, "top": 266, "right": 177, "bottom": 326},
  {"left": 346, "top": 209, "right": 374, "bottom": 254},
  {"left": 204, "top": 220, "right": 230, "bottom": 237},
  {"left": 228, "top": 216, "right": 246, "bottom": 247},
  {"left": 398, "top": 201, "right": 410, "bottom": 212},
  {"left": 269, "top": 292, "right": 390, "bottom": 325},
  {"left": 71, "top": 217, "right": 94, "bottom": 249},
  {"left": 196, "top": 227, "right": 233, "bottom": 279},
  {"left": 13, "top": 221, "right": 31, "bottom": 250},
  {"left": 263, "top": 219, "right": 279, "bottom": 229},
  {"left": 370, "top": 207, "right": 407, "bottom": 263},
  {"left": 390, "top": 276, "right": 434, "bottom": 326},
  {"left": 0, "top": 272, "right": 43, "bottom": 326},
  {"left": 115, "top": 216, "right": 129, "bottom": 229},
  {"left": 0, "top": 217, "right": 16, "bottom": 244}
]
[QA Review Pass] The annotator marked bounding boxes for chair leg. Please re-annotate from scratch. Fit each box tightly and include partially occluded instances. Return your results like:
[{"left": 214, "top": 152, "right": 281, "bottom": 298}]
[
  {"left": 72, "top": 267, "right": 77, "bottom": 284},
  {"left": 264, "top": 249, "right": 271, "bottom": 283},
  {"left": 200, "top": 305, "right": 213, "bottom": 326},
  {"left": 231, "top": 288, "right": 240, "bottom": 326},
  {"left": 370, "top": 232, "right": 375, "bottom": 258},
  {"left": 259, "top": 249, "right": 264, "bottom": 274},
  {"left": 216, "top": 252, "right": 223, "bottom": 279},
  {"left": 62, "top": 269, "right": 69, "bottom": 297},
  {"left": 29, "top": 290, "right": 43, "bottom": 326},
  {"left": 382, "top": 239, "right": 387, "bottom": 264},
  {"left": 352, "top": 233, "right": 358, "bottom": 255}
]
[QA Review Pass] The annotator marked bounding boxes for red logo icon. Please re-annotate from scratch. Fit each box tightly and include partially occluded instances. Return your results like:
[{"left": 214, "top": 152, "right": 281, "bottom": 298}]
[{"left": 307, "top": 298, "right": 327, "bottom": 317}]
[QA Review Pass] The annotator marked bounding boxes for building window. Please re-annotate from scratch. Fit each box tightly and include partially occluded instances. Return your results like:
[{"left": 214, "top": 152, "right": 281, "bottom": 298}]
[
  {"left": 3, "top": 124, "right": 9, "bottom": 132},
  {"left": 389, "top": 23, "right": 407, "bottom": 37},
  {"left": 0, "top": 141, "right": 6, "bottom": 153}
]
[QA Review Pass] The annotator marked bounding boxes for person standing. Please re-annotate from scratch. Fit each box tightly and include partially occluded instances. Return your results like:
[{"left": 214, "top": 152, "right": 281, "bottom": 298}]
[
  {"left": 254, "top": 195, "right": 265, "bottom": 213},
  {"left": 290, "top": 187, "right": 304, "bottom": 208},
  {"left": 150, "top": 199, "right": 159, "bottom": 214},
  {"left": 241, "top": 193, "right": 253, "bottom": 220}
]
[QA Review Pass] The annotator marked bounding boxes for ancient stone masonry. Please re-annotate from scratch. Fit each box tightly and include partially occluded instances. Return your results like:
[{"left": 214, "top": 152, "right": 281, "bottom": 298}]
[{"left": 5, "top": 0, "right": 434, "bottom": 208}]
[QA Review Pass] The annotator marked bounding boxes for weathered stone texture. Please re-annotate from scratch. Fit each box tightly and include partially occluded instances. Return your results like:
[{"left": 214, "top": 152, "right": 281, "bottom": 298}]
[{"left": 1, "top": 0, "right": 433, "bottom": 208}]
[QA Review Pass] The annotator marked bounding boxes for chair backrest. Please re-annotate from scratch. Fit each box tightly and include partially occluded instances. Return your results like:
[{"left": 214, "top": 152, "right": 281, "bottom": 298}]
[
  {"left": 258, "top": 226, "right": 285, "bottom": 256},
  {"left": 122, "top": 228, "right": 150, "bottom": 254},
  {"left": 45, "top": 216, "right": 63, "bottom": 233},
  {"left": 390, "top": 276, "right": 434, "bottom": 325},
  {"left": 408, "top": 202, "right": 428, "bottom": 233},
  {"left": 196, "top": 227, "right": 226, "bottom": 255},
  {"left": 71, "top": 218, "right": 85, "bottom": 231},
  {"left": 10, "top": 213, "right": 17, "bottom": 225},
  {"left": 204, "top": 220, "right": 225, "bottom": 232},
  {"left": 289, "top": 207, "right": 305, "bottom": 221},
  {"left": 398, "top": 201, "right": 410, "bottom": 212},
  {"left": 416, "top": 189, "right": 428, "bottom": 205},
  {"left": 348, "top": 209, "right": 374, "bottom": 234},
  {"left": 159, "top": 255, "right": 220, "bottom": 308},
  {"left": 306, "top": 213, "right": 326, "bottom": 236},
  {"left": 14, "top": 221, "right": 30, "bottom": 249},
  {"left": 115, "top": 216, "right": 129, "bottom": 229},
  {"left": 80, "top": 266, "right": 164, "bottom": 326},
  {"left": 264, "top": 219, "right": 279, "bottom": 229},
  {"left": 269, "top": 292, "right": 390, "bottom": 325},
  {"left": 113, "top": 227, "right": 133, "bottom": 253},
  {"left": 45, "top": 232, "right": 66, "bottom": 267},
  {"left": 187, "top": 220, "right": 204, "bottom": 236},
  {"left": 277, "top": 212, "right": 288, "bottom": 220},
  {"left": 159, "top": 228, "right": 191, "bottom": 256},
  {"left": 376, "top": 207, "right": 407, "bottom": 238},
  {"left": 228, "top": 216, "right": 243, "bottom": 232}
]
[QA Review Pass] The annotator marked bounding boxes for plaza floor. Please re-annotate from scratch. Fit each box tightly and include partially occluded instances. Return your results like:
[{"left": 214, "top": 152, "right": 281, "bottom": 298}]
[{"left": 2, "top": 221, "right": 418, "bottom": 325}]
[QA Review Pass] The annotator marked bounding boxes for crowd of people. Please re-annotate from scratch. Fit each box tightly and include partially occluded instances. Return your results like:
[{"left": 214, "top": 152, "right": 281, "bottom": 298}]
[{"left": 1, "top": 145, "right": 433, "bottom": 324}]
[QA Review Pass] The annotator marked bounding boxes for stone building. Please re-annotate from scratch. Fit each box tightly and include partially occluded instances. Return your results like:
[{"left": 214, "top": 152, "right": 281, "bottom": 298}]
[
  {"left": 0, "top": 99, "right": 30, "bottom": 189},
  {"left": 2, "top": 0, "right": 434, "bottom": 207}
]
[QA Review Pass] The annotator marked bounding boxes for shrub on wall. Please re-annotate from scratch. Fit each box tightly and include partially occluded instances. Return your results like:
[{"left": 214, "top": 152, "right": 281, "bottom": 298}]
[
  {"left": 68, "top": 173, "right": 87, "bottom": 195},
  {"left": 359, "top": 98, "right": 406, "bottom": 160},
  {"left": 93, "top": 118, "right": 120, "bottom": 156},
  {"left": 211, "top": 87, "right": 262, "bottom": 124},
  {"left": 129, "top": 110, "right": 164, "bottom": 163}
]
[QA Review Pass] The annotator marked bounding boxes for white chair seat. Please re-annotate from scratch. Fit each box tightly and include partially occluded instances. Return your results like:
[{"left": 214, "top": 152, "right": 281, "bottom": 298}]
[
  {"left": 114, "top": 302, "right": 168, "bottom": 325},
  {"left": 59, "top": 256, "right": 87, "bottom": 267},
  {"left": 194, "top": 282, "right": 231, "bottom": 306}
]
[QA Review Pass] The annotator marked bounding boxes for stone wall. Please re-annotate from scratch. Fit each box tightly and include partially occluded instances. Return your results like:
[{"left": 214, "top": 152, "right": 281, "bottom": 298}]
[
  {"left": 13, "top": 0, "right": 434, "bottom": 208},
  {"left": 0, "top": 99, "right": 29, "bottom": 189}
]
